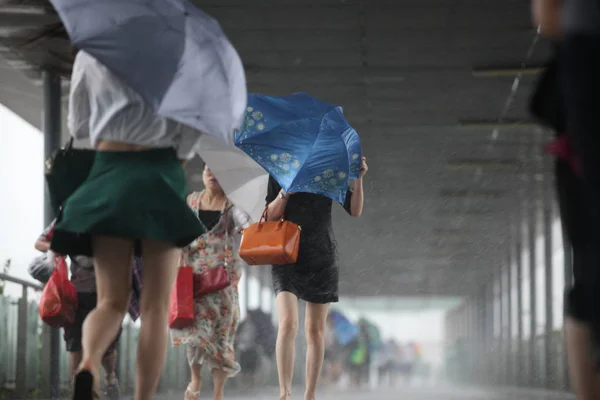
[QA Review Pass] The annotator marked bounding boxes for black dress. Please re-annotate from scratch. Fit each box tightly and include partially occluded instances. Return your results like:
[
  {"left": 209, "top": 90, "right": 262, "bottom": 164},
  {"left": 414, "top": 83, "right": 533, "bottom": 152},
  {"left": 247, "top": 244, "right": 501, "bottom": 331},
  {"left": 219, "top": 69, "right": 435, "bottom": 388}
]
[{"left": 266, "top": 176, "right": 353, "bottom": 304}]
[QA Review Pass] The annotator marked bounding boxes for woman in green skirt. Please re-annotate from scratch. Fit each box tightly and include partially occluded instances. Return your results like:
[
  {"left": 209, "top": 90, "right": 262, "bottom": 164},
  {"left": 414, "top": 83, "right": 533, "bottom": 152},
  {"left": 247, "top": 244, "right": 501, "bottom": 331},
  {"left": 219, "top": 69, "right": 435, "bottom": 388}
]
[{"left": 50, "top": 50, "right": 211, "bottom": 400}]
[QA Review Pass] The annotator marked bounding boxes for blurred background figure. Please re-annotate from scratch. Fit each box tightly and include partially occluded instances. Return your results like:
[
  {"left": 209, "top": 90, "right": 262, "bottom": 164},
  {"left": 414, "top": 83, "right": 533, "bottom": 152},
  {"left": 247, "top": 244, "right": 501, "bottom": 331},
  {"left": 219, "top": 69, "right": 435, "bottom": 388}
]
[
  {"left": 322, "top": 313, "right": 344, "bottom": 387},
  {"left": 235, "top": 309, "right": 277, "bottom": 390},
  {"left": 376, "top": 339, "right": 400, "bottom": 387},
  {"left": 346, "top": 324, "right": 371, "bottom": 388}
]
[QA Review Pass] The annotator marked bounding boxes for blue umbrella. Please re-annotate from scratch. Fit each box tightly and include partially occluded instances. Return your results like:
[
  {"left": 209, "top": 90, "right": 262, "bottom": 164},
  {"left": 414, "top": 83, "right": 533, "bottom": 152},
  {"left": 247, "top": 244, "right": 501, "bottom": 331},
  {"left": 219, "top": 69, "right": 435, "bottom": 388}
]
[
  {"left": 49, "top": 0, "right": 247, "bottom": 144},
  {"left": 235, "top": 93, "right": 362, "bottom": 204},
  {"left": 329, "top": 310, "right": 359, "bottom": 346}
]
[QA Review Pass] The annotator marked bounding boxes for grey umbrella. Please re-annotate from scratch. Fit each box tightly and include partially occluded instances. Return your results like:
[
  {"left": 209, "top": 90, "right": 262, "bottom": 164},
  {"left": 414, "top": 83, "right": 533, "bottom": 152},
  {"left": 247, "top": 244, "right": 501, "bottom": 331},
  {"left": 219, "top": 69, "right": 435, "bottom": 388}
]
[{"left": 49, "top": 0, "right": 247, "bottom": 144}]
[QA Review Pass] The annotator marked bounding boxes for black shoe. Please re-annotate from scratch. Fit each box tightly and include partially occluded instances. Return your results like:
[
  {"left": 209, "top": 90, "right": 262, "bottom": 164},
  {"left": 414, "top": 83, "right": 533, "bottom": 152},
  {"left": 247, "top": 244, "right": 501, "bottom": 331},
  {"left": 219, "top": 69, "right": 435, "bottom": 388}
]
[{"left": 73, "top": 370, "right": 98, "bottom": 400}]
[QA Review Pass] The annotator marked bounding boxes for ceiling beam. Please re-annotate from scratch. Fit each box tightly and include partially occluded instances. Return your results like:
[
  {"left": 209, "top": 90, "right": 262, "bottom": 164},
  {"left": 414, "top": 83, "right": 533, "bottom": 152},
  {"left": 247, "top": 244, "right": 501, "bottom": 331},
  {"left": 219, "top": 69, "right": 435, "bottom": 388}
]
[
  {"left": 458, "top": 119, "right": 538, "bottom": 129},
  {"left": 471, "top": 65, "right": 544, "bottom": 78}
]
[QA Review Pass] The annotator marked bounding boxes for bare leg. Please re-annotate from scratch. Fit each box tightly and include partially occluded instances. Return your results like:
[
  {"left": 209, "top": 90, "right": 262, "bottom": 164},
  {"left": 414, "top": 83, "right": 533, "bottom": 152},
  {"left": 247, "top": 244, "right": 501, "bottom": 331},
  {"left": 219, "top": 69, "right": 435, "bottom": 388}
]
[
  {"left": 70, "top": 352, "right": 83, "bottom": 383},
  {"left": 79, "top": 237, "right": 133, "bottom": 393},
  {"left": 185, "top": 362, "right": 202, "bottom": 400},
  {"left": 135, "top": 239, "right": 181, "bottom": 400},
  {"left": 211, "top": 368, "right": 227, "bottom": 400},
  {"left": 275, "top": 292, "right": 299, "bottom": 400},
  {"left": 304, "top": 302, "right": 329, "bottom": 400},
  {"left": 565, "top": 317, "right": 600, "bottom": 400},
  {"left": 101, "top": 351, "right": 118, "bottom": 383}
]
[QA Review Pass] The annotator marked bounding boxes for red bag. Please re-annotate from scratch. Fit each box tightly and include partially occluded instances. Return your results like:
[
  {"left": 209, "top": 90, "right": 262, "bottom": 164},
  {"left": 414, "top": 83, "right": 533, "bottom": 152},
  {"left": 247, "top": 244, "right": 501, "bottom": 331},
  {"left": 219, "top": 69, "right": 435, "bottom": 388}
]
[
  {"left": 193, "top": 265, "right": 230, "bottom": 297},
  {"left": 39, "top": 256, "right": 78, "bottom": 328},
  {"left": 168, "top": 266, "right": 194, "bottom": 329}
]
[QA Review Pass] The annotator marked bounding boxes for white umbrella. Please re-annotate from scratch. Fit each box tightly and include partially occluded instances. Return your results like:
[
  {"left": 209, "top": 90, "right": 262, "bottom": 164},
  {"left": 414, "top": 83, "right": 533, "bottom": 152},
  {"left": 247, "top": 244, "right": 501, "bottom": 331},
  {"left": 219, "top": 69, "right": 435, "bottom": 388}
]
[{"left": 195, "top": 135, "right": 268, "bottom": 222}]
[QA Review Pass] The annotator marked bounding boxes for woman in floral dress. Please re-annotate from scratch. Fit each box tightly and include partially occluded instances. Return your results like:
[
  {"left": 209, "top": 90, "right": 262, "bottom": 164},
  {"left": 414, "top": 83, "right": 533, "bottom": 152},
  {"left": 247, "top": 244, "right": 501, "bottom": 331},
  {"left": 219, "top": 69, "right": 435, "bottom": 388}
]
[{"left": 171, "top": 165, "right": 251, "bottom": 400}]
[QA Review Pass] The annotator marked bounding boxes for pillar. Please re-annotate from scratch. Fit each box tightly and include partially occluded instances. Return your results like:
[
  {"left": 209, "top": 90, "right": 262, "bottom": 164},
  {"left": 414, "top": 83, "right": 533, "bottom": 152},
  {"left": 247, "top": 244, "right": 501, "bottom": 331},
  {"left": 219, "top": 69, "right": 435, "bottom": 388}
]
[
  {"left": 542, "top": 145, "right": 556, "bottom": 389},
  {"left": 527, "top": 132, "right": 541, "bottom": 387},
  {"left": 514, "top": 215, "right": 524, "bottom": 387},
  {"left": 506, "top": 251, "right": 514, "bottom": 386},
  {"left": 42, "top": 70, "right": 62, "bottom": 400},
  {"left": 243, "top": 265, "right": 250, "bottom": 316},
  {"left": 497, "top": 262, "right": 505, "bottom": 385}
]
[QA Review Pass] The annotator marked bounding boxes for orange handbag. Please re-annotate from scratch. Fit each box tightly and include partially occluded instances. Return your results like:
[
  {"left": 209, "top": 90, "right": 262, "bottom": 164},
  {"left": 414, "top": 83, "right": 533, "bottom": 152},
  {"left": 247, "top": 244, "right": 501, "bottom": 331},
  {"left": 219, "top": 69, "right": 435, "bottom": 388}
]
[{"left": 239, "top": 207, "right": 301, "bottom": 265}]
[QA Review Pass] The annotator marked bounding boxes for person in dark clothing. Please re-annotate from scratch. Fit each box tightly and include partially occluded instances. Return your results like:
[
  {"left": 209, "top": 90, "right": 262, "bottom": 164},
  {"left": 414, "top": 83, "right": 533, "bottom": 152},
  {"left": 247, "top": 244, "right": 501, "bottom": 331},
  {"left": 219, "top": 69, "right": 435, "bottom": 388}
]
[
  {"left": 532, "top": 1, "right": 600, "bottom": 397},
  {"left": 265, "top": 157, "right": 368, "bottom": 400}
]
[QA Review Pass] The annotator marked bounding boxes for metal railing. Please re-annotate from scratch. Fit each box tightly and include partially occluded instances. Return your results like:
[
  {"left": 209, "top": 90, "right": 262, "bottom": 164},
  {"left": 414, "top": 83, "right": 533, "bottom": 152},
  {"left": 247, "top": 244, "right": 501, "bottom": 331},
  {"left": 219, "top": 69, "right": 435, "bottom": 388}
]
[
  {"left": 0, "top": 273, "right": 193, "bottom": 398},
  {"left": 0, "top": 272, "right": 45, "bottom": 398},
  {"left": 0, "top": 272, "right": 279, "bottom": 398}
]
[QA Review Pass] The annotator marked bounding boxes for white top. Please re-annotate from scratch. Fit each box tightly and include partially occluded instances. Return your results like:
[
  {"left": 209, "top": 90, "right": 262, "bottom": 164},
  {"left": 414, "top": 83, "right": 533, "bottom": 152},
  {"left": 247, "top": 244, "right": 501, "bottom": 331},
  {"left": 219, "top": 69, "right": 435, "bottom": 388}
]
[{"left": 68, "top": 50, "right": 201, "bottom": 160}]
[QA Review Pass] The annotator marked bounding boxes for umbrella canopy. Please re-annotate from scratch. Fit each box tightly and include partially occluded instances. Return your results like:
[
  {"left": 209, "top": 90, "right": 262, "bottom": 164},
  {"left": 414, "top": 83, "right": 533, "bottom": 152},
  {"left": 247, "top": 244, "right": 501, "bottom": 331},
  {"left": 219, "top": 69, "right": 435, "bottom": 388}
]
[
  {"left": 235, "top": 93, "right": 362, "bottom": 203},
  {"left": 329, "top": 310, "right": 359, "bottom": 346},
  {"left": 49, "top": 0, "right": 246, "bottom": 144},
  {"left": 195, "top": 135, "right": 269, "bottom": 222},
  {"left": 359, "top": 317, "right": 383, "bottom": 351}
]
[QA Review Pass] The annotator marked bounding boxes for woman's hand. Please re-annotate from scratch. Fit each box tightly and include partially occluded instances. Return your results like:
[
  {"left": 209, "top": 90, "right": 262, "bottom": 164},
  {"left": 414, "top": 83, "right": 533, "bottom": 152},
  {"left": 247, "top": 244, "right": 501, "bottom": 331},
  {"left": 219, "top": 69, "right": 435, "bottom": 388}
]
[
  {"left": 279, "top": 189, "right": 295, "bottom": 200},
  {"left": 34, "top": 239, "right": 51, "bottom": 253},
  {"left": 350, "top": 156, "right": 367, "bottom": 217},
  {"left": 267, "top": 189, "right": 292, "bottom": 221},
  {"left": 359, "top": 156, "right": 368, "bottom": 179}
]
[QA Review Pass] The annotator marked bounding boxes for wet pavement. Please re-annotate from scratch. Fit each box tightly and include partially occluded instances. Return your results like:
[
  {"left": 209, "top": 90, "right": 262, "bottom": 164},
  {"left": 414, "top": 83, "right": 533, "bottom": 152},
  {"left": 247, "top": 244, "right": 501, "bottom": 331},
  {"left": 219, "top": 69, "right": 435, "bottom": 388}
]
[
  {"left": 132, "top": 385, "right": 576, "bottom": 400},
  {"left": 34, "top": 384, "right": 576, "bottom": 400}
]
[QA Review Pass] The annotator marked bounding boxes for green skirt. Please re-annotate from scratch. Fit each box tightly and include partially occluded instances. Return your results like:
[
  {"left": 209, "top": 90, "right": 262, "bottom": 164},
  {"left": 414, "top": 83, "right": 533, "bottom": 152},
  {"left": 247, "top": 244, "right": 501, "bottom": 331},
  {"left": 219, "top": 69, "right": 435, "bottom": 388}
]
[{"left": 51, "top": 148, "right": 205, "bottom": 256}]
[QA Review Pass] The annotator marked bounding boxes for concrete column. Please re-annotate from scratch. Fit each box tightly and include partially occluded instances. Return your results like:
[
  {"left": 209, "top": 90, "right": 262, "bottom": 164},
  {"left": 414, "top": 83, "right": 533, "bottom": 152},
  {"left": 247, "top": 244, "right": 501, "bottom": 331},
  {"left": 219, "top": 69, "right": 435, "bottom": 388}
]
[
  {"left": 506, "top": 252, "right": 514, "bottom": 386},
  {"left": 497, "top": 263, "right": 505, "bottom": 385},
  {"left": 243, "top": 265, "right": 250, "bottom": 315},
  {"left": 514, "top": 216, "right": 524, "bottom": 387},
  {"left": 542, "top": 148, "right": 556, "bottom": 389},
  {"left": 42, "top": 70, "right": 62, "bottom": 400},
  {"left": 527, "top": 132, "right": 541, "bottom": 387},
  {"left": 261, "top": 267, "right": 273, "bottom": 313}
]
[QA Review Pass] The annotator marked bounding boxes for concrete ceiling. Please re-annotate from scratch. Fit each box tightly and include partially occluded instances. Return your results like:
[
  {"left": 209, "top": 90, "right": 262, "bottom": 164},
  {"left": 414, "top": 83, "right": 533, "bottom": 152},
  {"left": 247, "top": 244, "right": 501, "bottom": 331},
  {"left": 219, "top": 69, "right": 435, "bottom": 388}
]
[{"left": 0, "top": 0, "right": 554, "bottom": 297}]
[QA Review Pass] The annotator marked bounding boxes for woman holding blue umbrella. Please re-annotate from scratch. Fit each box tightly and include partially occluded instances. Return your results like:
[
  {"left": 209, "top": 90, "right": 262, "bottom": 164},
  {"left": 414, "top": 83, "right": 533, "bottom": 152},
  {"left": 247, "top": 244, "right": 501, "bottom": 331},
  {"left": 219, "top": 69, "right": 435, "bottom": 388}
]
[
  {"left": 236, "top": 92, "right": 367, "bottom": 399},
  {"left": 265, "top": 159, "right": 367, "bottom": 400}
]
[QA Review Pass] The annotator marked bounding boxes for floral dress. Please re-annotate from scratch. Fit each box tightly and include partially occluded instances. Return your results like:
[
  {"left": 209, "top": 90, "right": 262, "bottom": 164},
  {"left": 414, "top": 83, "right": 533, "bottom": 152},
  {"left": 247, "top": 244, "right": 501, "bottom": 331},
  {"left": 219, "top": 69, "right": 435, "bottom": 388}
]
[{"left": 170, "top": 192, "right": 251, "bottom": 376}]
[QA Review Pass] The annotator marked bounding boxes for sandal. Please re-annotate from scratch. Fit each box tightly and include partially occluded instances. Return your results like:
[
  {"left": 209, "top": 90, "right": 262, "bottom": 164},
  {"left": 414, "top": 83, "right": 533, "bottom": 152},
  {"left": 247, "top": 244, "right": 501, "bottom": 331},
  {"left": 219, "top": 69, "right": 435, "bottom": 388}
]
[
  {"left": 184, "top": 385, "right": 201, "bottom": 400},
  {"left": 73, "top": 370, "right": 100, "bottom": 400}
]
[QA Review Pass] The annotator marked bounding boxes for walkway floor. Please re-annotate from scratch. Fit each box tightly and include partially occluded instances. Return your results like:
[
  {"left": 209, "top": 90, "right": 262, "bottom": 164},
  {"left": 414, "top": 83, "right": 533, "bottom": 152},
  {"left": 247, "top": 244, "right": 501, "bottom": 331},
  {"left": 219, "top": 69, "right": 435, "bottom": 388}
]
[
  {"left": 129, "top": 385, "right": 575, "bottom": 400},
  {"left": 35, "top": 384, "right": 576, "bottom": 400}
]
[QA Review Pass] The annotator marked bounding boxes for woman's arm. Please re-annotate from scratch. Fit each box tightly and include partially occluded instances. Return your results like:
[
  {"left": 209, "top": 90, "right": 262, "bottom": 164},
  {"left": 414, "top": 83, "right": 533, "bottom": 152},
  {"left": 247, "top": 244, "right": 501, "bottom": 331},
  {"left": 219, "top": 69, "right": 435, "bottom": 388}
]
[
  {"left": 347, "top": 157, "right": 368, "bottom": 217},
  {"left": 266, "top": 190, "right": 290, "bottom": 221},
  {"left": 532, "top": 0, "right": 563, "bottom": 39},
  {"left": 349, "top": 178, "right": 364, "bottom": 217},
  {"left": 265, "top": 177, "right": 290, "bottom": 221}
]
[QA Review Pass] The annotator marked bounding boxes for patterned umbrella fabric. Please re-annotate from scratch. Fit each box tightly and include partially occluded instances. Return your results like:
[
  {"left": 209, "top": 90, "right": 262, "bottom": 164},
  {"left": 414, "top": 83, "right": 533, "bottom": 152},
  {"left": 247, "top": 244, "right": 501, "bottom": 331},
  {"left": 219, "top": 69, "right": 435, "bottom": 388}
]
[
  {"left": 49, "top": 0, "right": 247, "bottom": 144},
  {"left": 235, "top": 93, "right": 362, "bottom": 204}
]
